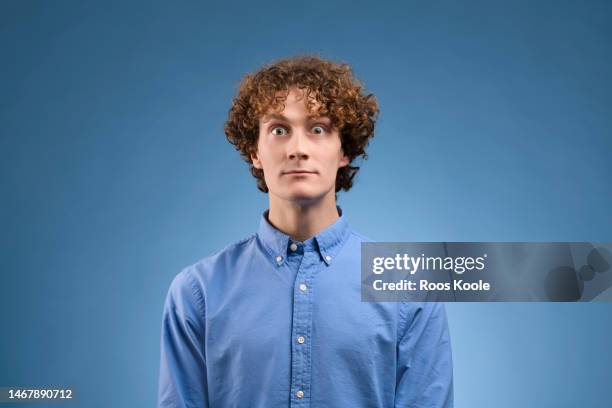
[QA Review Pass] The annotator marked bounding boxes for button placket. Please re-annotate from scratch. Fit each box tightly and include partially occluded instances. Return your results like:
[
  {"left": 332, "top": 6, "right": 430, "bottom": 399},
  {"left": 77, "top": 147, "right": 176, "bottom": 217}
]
[{"left": 289, "top": 249, "right": 321, "bottom": 406}]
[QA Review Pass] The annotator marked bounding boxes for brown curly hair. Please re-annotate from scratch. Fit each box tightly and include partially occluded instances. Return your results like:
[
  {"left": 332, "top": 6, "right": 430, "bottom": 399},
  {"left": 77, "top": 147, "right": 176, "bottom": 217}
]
[{"left": 224, "top": 55, "right": 379, "bottom": 193}]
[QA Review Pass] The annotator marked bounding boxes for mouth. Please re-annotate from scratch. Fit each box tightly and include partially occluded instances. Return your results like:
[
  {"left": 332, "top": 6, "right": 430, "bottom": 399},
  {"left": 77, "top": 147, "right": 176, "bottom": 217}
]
[{"left": 283, "top": 170, "right": 317, "bottom": 175}]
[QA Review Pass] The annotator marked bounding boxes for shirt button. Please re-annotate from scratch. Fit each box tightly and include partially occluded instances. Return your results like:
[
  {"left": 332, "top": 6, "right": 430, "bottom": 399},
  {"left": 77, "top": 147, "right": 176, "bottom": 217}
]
[
  {"left": 325, "top": 255, "right": 332, "bottom": 262},
  {"left": 275, "top": 255, "right": 283, "bottom": 264},
  {"left": 289, "top": 243, "right": 298, "bottom": 252},
  {"left": 296, "top": 390, "right": 304, "bottom": 398},
  {"left": 297, "top": 336, "right": 305, "bottom": 344},
  {"left": 299, "top": 283, "right": 308, "bottom": 292}
]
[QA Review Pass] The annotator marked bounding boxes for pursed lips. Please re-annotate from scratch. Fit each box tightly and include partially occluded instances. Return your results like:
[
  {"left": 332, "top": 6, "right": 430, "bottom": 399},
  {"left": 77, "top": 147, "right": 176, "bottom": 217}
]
[{"left": 283, "top": 170, "right": 317, "bottom": 175}]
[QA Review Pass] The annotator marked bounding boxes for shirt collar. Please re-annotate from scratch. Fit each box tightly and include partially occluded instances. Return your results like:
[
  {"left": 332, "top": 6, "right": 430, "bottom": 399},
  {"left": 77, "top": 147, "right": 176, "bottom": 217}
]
[{"left": 257, "top": 206, "right": 351, "bottom": 266}]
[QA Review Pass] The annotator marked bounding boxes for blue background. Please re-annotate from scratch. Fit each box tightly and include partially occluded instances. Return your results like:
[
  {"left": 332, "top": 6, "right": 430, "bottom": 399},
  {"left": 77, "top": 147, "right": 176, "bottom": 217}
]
[{"left": 1, "top": 1, "right": 611, "bottom": 407}]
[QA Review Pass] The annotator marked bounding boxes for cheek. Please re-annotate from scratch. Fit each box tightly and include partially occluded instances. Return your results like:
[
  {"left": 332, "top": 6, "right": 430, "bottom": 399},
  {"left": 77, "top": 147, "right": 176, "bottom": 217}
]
[
  {"left": 259, "top": 148, "right": 277, "bottom": 167},
  {"left": 324, "top": 140, "right": 345, "bottom": 166},
  {"left": 255, "top": 137, "right": 270, "bottom": 163},
  {"left": 257, "top": 142, "right": 284, "bottom": 171}
]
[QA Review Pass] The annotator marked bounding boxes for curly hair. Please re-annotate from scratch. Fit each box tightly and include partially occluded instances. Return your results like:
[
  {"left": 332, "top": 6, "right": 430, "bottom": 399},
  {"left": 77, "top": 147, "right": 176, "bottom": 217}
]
[{"left": 224, "top": 55, "right": 379, "bottom": 193}]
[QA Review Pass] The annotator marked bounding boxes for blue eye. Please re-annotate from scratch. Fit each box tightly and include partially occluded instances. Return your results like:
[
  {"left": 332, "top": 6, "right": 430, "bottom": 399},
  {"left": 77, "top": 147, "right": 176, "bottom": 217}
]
[
  {"left": 271, "top": 126, "right": 288, "bottom": 136},
  {"left": 312, "top": 125, "right": 326, "bottom": 134}
]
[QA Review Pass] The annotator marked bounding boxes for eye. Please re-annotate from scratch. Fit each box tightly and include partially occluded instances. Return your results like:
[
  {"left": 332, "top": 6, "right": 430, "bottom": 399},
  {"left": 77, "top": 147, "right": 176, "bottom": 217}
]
[
  {"left": 311, "top": 125, "right": 327, "bottom": 135},
  {"left": 271, "top": 126, "right": 288, "bottom": 136}
]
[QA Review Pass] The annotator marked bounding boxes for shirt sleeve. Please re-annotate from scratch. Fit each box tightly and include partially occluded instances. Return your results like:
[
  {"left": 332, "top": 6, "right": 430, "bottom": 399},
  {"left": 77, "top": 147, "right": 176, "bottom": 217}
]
[
  {"left": 395, "top": 301, "right": 454, "bottom": 408},
  {"left": 158, "top": 268, "right": 209, "bottom": 408}
]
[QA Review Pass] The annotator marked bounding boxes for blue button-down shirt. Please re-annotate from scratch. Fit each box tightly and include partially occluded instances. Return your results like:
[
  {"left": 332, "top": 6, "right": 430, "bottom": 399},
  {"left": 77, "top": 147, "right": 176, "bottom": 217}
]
[{"left": 158, "top": 207, "right": 453, "bottom": 407}]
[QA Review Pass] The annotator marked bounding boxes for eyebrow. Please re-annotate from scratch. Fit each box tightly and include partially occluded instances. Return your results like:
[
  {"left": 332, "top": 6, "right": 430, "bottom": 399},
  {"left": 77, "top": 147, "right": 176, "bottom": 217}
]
[{"left": 261, "top": 113, "right": 331, "bottom": 123}]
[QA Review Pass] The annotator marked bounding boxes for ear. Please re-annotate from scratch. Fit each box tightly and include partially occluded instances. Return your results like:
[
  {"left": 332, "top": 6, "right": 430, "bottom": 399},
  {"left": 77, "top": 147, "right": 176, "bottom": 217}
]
[
  {"left": 339, "top": 153, "right": 350, "bottom": 168},
  {"left": 251, "top": 151, "right": 262, "bottom": 169}
]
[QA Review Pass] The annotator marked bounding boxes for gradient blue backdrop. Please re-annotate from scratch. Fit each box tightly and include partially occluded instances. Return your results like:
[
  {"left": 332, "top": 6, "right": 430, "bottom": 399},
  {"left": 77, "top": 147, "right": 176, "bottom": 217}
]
[{"left": 1, "top": 1, "right": 611, "bottom": 407}]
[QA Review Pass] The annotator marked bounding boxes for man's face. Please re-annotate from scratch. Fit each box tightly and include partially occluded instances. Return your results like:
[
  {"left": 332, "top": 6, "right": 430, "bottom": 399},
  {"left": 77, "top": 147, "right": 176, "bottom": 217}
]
[{"left": 251, "top": 87, "right": 349, "bottom": 204}]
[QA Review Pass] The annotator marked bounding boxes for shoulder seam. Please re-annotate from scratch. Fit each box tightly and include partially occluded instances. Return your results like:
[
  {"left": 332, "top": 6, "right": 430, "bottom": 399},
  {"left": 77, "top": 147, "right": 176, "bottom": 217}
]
[
  {"left": 185, "top": 268, "right": 206, "bottom": 320},
  {"left": 397, "top": 301, "right": 410, "bottom": 342},
  {"left": 194, "top": 234, "right": 256, "bottom": 265},
  {"left": 350, "top": 230, "right": 373, "bottom": 242}
]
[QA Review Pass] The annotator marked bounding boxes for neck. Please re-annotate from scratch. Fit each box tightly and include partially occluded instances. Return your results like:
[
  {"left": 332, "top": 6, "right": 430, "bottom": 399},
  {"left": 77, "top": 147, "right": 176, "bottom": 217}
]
[{"left": 267, "top": 191, "right": 340, "bottom": 242}]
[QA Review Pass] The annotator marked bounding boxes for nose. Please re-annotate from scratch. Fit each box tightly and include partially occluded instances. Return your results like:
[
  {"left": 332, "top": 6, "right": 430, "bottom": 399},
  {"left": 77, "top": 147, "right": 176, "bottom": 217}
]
[{"left": 287, "top": 129, "right": 310, "bottom": 161}]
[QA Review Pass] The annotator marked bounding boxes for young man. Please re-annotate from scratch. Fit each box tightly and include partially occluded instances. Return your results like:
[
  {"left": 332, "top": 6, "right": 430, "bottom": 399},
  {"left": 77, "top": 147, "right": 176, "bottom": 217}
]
[{"left": 157, "top": 56, "right": 453, "bottom": 407}]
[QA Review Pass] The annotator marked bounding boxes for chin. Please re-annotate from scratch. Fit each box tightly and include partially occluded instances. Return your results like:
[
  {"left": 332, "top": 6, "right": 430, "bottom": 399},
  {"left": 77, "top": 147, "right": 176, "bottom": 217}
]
[
  {"left": 287, "top": 187, "right": 335, "bottom": 204},
  {"left": 277, "top": 186, "right": 320, "bottom": 202}
]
